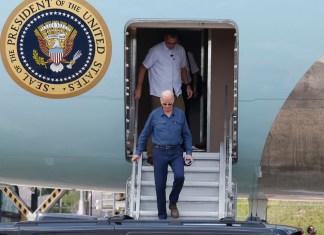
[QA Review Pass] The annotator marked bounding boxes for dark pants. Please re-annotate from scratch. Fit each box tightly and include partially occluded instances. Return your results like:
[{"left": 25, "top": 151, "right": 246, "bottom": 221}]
[
  {"left": 153, "top": 146, "right": 185, "bottom": 219},
  {"left": 181, "top": 85, "right": 190, "bottom": 127}
]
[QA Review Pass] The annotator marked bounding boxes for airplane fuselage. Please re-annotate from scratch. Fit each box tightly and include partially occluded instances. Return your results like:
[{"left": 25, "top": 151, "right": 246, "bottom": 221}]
[{"left": 0, "top": 0, "right": 324, "bottom": 197}]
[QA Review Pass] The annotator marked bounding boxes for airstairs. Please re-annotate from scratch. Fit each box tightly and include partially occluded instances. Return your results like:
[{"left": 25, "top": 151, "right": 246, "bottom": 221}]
[
  {"left": 126, "top": 144, "right": 237, "bottom": 220},
  {"left": 125, "top": 84, "right": 238, "bottom": 220}
]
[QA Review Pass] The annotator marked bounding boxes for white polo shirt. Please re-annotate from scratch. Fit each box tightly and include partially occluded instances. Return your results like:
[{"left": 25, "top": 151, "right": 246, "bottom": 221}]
[{"left": 143, "top": 41, "right": 187, "bottom": 97}]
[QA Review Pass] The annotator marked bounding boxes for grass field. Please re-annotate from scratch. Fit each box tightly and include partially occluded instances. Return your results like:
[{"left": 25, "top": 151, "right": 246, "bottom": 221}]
[{"left": 237, "top": 199, "right": 324, "bottom": 234}]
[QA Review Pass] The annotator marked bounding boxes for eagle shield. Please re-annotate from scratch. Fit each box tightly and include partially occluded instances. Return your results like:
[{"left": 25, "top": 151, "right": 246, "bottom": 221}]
[{"left": 34, "top": 21, "right": 80, "bottom": 72}]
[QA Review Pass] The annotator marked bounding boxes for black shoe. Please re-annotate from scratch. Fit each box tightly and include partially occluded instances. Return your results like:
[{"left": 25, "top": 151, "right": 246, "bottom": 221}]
[
  {"left": 169, "top": 203, "right": 179, "bottom": 218},
  {"left": 147, "top": 157, "right": 154, "bottom": 166}
]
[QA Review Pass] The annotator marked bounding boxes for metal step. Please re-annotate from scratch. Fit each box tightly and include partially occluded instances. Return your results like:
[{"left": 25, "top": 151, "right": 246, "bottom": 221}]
[
  {"left": 139, "top": 210, "right": 219, "bottom": 220},
  {"left": 140, "top": 196, "right": 219, "bottom": 202},
  {"left": 140, "top": 184, "right": 219, "bottom": 196},
  {"left": 141, "top": 166, "right": 219, "bottom": 172},
  {"left": 141, "top": 169, "right": 219, "bottom": 182},
  {"left": 141, "top": 181, "right": 219, "bottom": 187},
  {"left": 140, "top": 201, "right": 219, "bottom": 213},
  {"left": 192, "top": 152, "right": 220, "bottom": 159}
]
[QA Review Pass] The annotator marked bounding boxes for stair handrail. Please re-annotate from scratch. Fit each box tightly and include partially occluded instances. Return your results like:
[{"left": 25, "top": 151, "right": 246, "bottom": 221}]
[
  {"left": 218, "top": 85, "right": 229, "bottom": 219},
  {"left": 218, "top": 141, "right": 226, "bottom": 219},
  {"left": 227, "top": 113, "right": 234, "bottom": 196},
  {"left": 224, "top": 113, "right": 235, "bottom": 217},
  {"left": 129, "top": 161, "right": 136, "bottom": 217},
  {"left": 129, "top": 99, "right": 139, "bottom": 218},
  {"left": 134, "top": 155, "right": 143, "bottom": 220},
  {"left": 220, "top": 85, "right": 236, "bottom": 218},
  {"left": 125, "top": 176, "right": 131, "bottom": 215},
  {"left": 126, "top": 157, "right": 143, "bottom": 220}
]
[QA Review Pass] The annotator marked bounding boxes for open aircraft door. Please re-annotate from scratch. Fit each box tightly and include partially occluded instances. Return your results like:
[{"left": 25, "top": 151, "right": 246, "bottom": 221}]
[{"left": 124, "top": 21, "right": 238, "bottom": 161}]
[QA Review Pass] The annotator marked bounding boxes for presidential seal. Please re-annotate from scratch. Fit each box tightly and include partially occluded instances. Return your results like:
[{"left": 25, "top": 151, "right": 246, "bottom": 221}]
[{"left": 0, "top": 0, "right": 112, "bottom": 98}]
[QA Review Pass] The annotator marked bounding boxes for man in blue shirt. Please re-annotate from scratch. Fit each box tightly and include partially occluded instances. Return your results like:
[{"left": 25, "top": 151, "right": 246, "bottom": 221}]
[{"left": 132, "top": 90, "right": 193, "bottom": 219}]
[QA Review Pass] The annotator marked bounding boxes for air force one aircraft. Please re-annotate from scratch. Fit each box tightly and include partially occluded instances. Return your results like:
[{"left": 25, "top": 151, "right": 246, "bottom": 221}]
[{"left": 0, "top": 0, "right": 323, "bottom": 201}]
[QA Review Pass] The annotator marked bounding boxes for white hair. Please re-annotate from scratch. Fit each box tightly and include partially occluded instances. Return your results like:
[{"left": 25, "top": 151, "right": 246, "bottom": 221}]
[{"left": 160, "top": 90, "right": 174, "bottom": 100}]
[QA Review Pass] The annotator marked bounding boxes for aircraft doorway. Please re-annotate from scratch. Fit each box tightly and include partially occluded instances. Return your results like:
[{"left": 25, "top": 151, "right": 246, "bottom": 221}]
[{"left": 125, "top": 21, "right": 238, "bottom": 160}]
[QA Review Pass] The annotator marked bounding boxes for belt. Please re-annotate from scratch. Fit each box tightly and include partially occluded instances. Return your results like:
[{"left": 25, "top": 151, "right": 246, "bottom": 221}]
[{"left": 154, "top": 145, "right": 181, "bottom": 150}]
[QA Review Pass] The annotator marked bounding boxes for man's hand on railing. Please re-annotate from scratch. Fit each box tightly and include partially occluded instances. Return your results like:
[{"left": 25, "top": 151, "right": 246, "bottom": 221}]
[{"left": 132, "top": 154, "right": 141, "bottom": 162}]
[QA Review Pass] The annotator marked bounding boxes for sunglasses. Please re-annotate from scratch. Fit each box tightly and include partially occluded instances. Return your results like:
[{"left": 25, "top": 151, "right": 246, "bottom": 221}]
[{"left": 162, "top": 102, "right": 173, "bottom": 106}]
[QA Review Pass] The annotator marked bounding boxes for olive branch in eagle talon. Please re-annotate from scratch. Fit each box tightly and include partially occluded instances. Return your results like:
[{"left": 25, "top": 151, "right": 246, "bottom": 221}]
[{"left": 33, "top": 50, "right": 47, "bottom": 69}]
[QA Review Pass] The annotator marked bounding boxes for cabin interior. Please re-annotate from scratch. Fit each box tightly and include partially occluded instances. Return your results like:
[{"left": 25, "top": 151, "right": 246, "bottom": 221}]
[{"left": 124, "top": 21, "right": 238, "bottom": 159}]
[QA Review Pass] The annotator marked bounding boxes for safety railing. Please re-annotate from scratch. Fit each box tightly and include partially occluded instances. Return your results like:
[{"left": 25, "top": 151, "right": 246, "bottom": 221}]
[{"left": 219, "top": 85, "right": 237, "bottom": 219}]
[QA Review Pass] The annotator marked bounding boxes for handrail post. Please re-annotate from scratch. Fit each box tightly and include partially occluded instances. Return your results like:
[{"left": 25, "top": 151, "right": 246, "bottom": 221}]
[
  {"left": 134, "top": 155, "right": 143, "bottom": 220},
  {"left": 129, "top": 161, "right": 136, "bottom": 217},
  {"left": 130, "top": 99, "right": 139, "bottom": 218},
  {"left": 218, "top": 142, "right": 226, "bottom": 219}
]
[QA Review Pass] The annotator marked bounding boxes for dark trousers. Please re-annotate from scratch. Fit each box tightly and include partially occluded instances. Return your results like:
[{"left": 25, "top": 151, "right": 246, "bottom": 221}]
[
  {"left": 181, "top": 85, "right": 190, "bottom": 127},
  {"left": 153, "top": 146, "right": 185, "bottom": 219}
]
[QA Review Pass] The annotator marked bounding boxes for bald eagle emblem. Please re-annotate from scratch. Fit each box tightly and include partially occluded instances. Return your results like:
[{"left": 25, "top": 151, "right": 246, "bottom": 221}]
[{"left": 33, "top": 21, "right": 82, "bottom": 73}]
